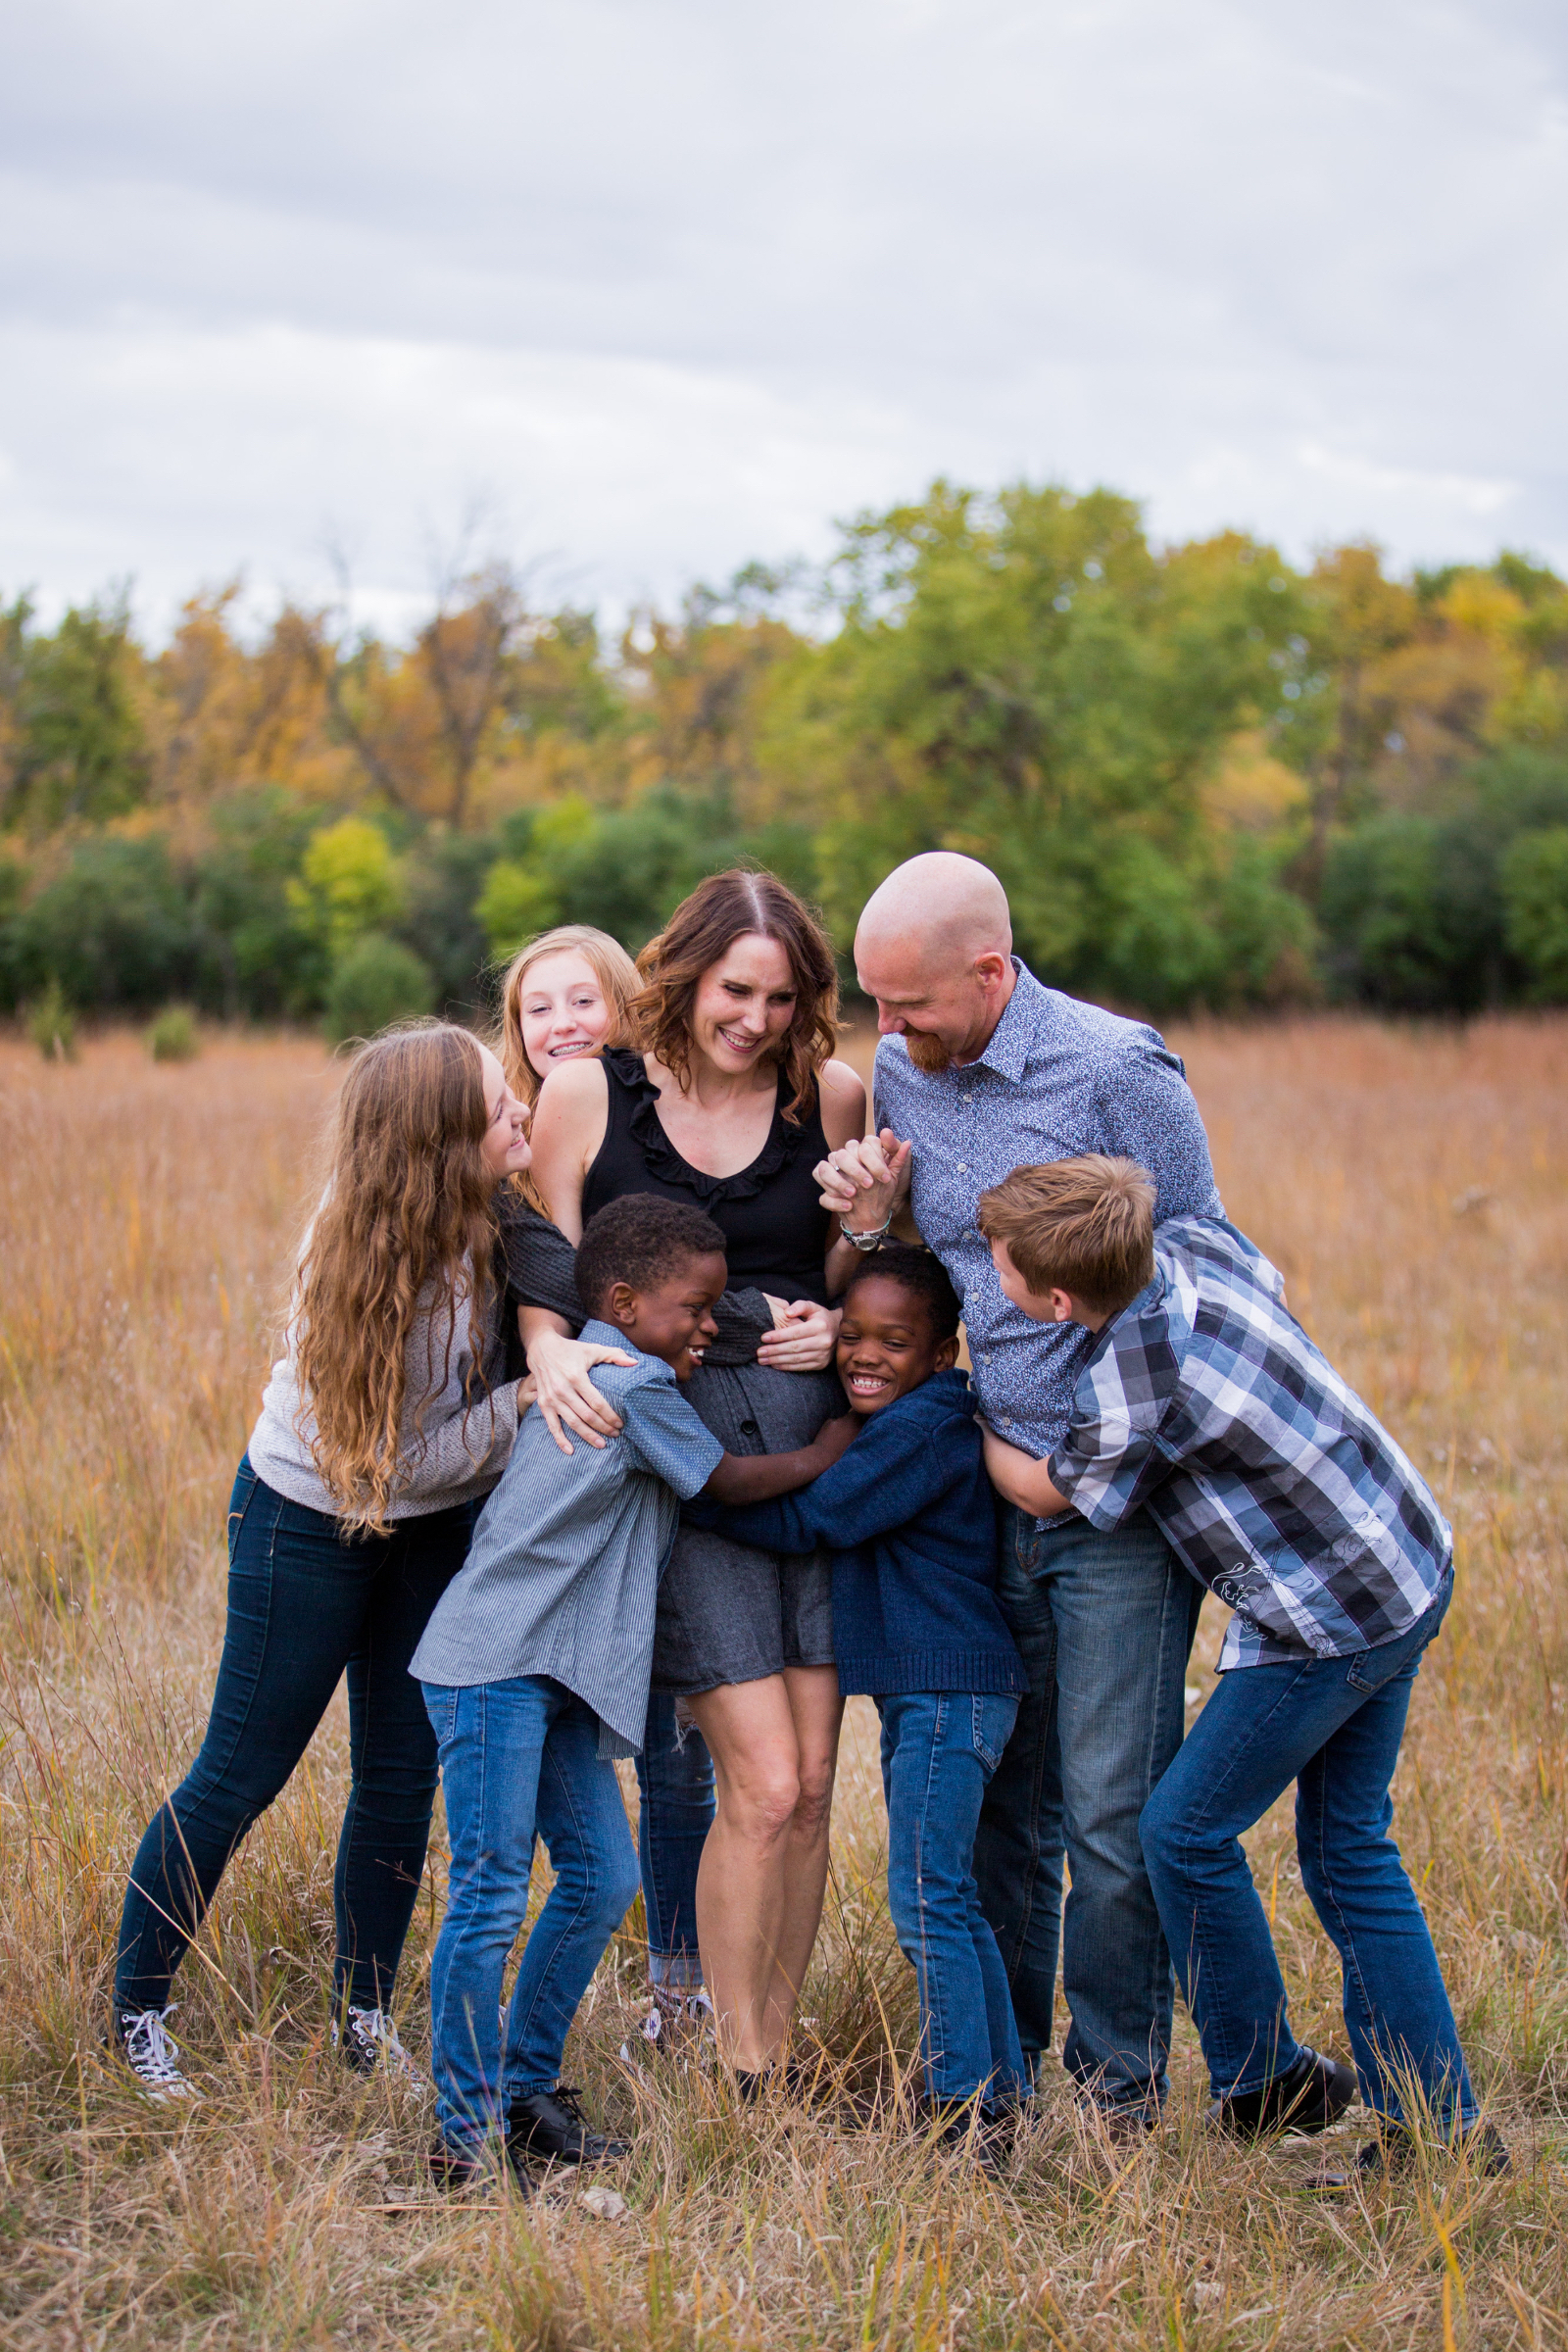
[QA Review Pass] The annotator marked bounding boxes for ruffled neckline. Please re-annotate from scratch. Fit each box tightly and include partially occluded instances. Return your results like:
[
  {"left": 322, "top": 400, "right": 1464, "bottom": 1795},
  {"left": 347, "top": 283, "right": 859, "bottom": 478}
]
[{"left": 607, "top": 1048, "right": 818, "bottom": 1206}]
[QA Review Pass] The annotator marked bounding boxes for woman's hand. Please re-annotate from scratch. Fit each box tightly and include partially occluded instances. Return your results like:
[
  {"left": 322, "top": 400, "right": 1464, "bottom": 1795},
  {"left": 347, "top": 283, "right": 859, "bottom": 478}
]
[
  {"left": 756, "top": 1298, "right": 843, "bottom": 1372},
  {"left": 813, "top": 1127, "right": 913, "bottom": 1237},
  {"left": 525, "top": 1326, "right": 634, "bottom": 1455}
]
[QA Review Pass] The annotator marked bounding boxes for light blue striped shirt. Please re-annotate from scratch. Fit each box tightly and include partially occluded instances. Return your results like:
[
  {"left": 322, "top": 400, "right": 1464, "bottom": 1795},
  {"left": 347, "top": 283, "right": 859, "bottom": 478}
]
[{"left": 410, "top": 1322, "right": 724, "bottom": 1755}]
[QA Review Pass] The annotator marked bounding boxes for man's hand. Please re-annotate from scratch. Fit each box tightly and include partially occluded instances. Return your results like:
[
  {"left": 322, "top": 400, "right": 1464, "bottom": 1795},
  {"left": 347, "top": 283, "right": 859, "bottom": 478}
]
[
  {"left": 756, "top": 1298, "right": 842, "bottom": 1372},
  {"left": 813, "top": 1128, "right": 913, "bottom": 1233},
  {"left": 980, "top": 1419, "right": 1074, "bottom": 1519}
]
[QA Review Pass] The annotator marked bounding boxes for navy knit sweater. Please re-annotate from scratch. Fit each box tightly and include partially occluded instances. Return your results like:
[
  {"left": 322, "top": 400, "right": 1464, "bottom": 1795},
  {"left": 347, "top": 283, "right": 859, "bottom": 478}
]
[{"left": 685, "top": 1367, "right": 1026, "bottom": 1697}]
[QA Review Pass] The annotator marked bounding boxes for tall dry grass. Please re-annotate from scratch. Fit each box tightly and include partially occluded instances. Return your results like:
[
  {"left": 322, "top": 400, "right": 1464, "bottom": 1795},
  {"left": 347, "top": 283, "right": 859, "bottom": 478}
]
[{"left": 0, "top": 1015, "right": 1565, "bottom": 2350}]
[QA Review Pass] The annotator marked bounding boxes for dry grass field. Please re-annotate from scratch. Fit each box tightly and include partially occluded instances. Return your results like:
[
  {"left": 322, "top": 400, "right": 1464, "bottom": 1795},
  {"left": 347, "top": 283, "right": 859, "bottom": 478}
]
[{"left": 0, "top": 1014, "right": 1565, "bottom": 2351}]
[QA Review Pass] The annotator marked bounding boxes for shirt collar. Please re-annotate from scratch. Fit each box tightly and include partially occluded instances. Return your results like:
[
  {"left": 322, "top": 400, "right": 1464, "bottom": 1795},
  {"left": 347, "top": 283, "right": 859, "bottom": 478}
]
[
  {"left": 577, "top": 1317, "right": 663, "bottom": 1371},
  {"left": 968, "top": 958, "right": 1047, "bottom": 1086}
]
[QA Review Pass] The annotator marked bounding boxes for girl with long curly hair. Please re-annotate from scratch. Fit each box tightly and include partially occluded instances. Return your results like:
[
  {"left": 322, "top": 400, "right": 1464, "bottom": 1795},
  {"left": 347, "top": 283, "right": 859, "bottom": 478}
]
[
  {"left": 111, "top": 1022, "right": 625, "bottom": 2100},
  {"left": 524, "top": 870, "right": 866, "bottom": 2082}
]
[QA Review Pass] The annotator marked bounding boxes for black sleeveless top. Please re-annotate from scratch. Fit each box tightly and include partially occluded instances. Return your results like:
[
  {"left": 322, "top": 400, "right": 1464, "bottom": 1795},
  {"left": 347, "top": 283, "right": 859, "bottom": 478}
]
[{"left": 582, "top": 1050, "right": 833, "bottom": 1305}]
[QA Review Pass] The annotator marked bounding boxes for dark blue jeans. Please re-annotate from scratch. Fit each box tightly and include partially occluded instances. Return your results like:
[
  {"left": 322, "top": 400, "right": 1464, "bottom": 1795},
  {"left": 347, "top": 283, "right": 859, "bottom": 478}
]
[
  {"left": 973, "top": 1504, "right": 1202, "bottom": 2112},
  {"left": 115, "top": 1458, "right": 471, "bottom": 2015},
  {"left": 880, "top": 1691, "right": 1028, "bottom": 2105},
  {"left": 635, "top": 1690, "right": 713, "bottom": 1991},
  {"left": 1140, "top": 1572, "right": 1476, "bottom": 2127},
  {"left": 422, "top": 1675, "right": 641, "bottom": 2149}
]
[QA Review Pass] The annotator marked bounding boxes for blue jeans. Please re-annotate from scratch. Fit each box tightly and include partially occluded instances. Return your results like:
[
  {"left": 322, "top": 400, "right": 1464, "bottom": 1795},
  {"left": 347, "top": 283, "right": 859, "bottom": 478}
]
[
  {"left": 422, "top": 1675, "right": 641, "bottom": 2150},
  {"left": 973, "top": 1504, "right": 1202, "bottom": 2112},
  {"left": 1140, "top": 1571, "right": 1475, "bottom": 2128},
  {"left": 116, "top": 1458, "right": 471, "bottom": 2015},
  {"left": 635, "top": 1690, "right": 713, "bottom": 1991},
  {"left": 881, "top": 1691, "right": 1028, "bottom": 2104}
]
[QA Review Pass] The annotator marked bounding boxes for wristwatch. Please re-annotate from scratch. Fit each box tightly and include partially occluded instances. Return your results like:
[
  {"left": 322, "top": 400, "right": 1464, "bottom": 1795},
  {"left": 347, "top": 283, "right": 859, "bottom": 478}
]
[{"left": 844, "top": 1215, "right": 895, "bottom": 1252}]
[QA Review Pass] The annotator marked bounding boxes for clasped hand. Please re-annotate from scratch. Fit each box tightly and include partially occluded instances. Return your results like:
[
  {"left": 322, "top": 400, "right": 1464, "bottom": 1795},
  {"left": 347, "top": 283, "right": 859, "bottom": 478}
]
[{"left": 812, "top": 1126, "right": 913, "bottom": 1234}]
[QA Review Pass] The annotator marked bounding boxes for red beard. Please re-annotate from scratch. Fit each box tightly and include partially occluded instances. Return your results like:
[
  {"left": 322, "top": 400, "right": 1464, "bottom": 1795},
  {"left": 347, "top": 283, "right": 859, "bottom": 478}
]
[{"left": 904, "top": 1029, "right": 953, "bottom": 1074}]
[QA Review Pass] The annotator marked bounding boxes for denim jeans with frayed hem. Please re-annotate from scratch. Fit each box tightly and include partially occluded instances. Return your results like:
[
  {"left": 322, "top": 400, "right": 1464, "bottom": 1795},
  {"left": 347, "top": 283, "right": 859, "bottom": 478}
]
[
  {"left": 1140, "top": 1569, "right": 1474, "bottom": 2127},
  {"left": 635, "top": 1690, "right": 713, "bottom": 1992},
  {"left": 422, "top": 1676, "right": 641, "bottom": 2150},
  {"left": 973, "top": 1504, "right": 1202, "bottom": 2113},
  {"left": 881, "top": 1690, "right": 1028, "bottom": 2105}
]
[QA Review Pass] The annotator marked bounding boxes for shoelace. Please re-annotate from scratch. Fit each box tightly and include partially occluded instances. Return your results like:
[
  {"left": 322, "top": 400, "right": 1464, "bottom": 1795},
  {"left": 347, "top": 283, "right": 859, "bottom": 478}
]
[
  {"left": 122, "top": 2007, "right": 187, "bottom": 2089},
  {"left": 346, "top": 2007, "right": 416, "bottom": 2074},
  {"left": 550, "top": 2082, "right": 589, "bottom": 2124}
]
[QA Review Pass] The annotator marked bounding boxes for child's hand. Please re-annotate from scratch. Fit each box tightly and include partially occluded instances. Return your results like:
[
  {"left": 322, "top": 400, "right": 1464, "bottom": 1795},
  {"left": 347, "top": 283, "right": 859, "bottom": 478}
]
[
  {"left": 980, "top": 1419, "right": 1073, "bottom": 1518},
  {"left": 811, "top": 1410, "right": 860, "bottom": 1466}
]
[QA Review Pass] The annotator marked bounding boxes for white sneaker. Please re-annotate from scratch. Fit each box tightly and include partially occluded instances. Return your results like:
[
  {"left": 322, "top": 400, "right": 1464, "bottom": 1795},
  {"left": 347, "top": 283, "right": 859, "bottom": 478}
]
[
  {"left": 334, "top": 2005, "right": 422, "bottom": 2083},
  {"left": 114, "top": 2007, "right": 199, "bottom": 2102}
]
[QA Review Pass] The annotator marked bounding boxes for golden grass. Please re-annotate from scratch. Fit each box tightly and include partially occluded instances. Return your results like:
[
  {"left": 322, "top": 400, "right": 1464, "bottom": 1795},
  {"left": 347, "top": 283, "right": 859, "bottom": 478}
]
[{"left": 0, "top": 1014, "right": 1565, "bottom": 2349}]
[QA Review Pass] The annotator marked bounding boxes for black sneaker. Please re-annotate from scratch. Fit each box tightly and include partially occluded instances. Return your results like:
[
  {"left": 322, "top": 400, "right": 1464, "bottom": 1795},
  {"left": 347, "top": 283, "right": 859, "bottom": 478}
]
[
  {"left": 916, "top": 2092, "right": 1016, "bottom": 2172},
  {"left": 110, "top": 2007, "right": 199, "bottom": 2103},
  {"left": 428, "top": 2134, "right": 535, "bottom": 2196},
  {"left": 1314, "top": 2119, "right": 1510, "bottom": 2191},
  {"left": 1209, "top": 2046, "right": 1357, "bottom": 2140},
  {"left": 333, "top": 2005, "right": 421, "bottom": 2083},
  {"left": 508, "top": 2084, "right": 629, "bottom": 2167}
]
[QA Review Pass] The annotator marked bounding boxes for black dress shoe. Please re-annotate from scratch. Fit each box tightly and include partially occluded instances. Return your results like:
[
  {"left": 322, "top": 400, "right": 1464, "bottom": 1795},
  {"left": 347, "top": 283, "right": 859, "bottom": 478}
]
[
  {"left": 1209, "top": 2046, "right": 1358, "bottom": 2139},
  {"left": 508, "top": 2084, "right": 629, "bottom": 2166},
  {"left": 1313, "top": 2120, "right": 1510, "bottom": 2190},
  {"left": 914, "top": 2092, "right": 1016, "bottom": 2171},
  {"left": 427, "top": 2135, "right": 535, "bottom": 2195}
]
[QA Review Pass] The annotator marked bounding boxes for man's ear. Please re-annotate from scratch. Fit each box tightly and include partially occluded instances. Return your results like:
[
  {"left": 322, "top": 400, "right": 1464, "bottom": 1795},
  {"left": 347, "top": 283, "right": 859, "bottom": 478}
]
[
  {"left": 1049, "top": 1289, "right": 1077, "bottom": 1324},
  {"left": 974, "top": 950, "right": 1010, "bottom": 989},
  {"left": 605, "top": 1279, "right": 640, "bottom": 1331},
  {"left": 934, "top": 1335, "right": 960, "bottom": 1373}
]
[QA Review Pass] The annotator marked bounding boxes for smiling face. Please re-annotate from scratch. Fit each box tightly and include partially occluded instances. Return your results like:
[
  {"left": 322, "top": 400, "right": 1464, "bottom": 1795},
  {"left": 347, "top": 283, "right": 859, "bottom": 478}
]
[
  {"left": 688, "top": 933, "right": 799, "bottom": 1078},
  {"left": 605, "top": 1250, "right": 727, "bottom": 1380},
  {"left": 835, "top": 1272, "right": 958, "bottom": 1414},
  {"left": 514, "top": 950, "right": 616, "bottom": 1082},
  {"left": 853, "top": 934, "right": 1013, "bottom": 1073},
  {"left": 475, "top": 1041, "right": 531, "bottom": 1185}
]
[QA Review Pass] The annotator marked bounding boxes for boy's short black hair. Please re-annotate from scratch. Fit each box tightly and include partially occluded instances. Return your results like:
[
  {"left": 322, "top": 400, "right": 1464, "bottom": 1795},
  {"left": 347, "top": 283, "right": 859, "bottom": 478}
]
[
  {"left": 574, "top": 1194, "right": 726, "bottom": 1319},
  {"left": 841, "top": 1243, "right": 960, "bottom": 1343}
]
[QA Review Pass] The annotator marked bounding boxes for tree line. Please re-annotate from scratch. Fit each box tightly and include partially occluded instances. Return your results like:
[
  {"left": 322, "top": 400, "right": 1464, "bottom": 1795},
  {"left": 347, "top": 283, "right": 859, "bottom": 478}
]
[{"left": 4, "top": 480, "right": 1567, "bottom": 1035}]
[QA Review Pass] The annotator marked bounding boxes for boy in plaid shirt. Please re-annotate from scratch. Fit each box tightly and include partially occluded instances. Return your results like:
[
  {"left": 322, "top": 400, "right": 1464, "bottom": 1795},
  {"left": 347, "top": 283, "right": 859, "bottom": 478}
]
[{"left": 977, "top": 1156, "right": 1504, "bottom": 2186}]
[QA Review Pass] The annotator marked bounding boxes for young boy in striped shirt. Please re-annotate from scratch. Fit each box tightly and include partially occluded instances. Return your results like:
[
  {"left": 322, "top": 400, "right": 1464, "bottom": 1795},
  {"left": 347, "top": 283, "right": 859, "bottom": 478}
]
[
  {"left": 976, "top": 1156, "right": 1505, "bottom": 2186},
  {"left": 411, "top": 1194, "right": 854, "bottom": 2191}
]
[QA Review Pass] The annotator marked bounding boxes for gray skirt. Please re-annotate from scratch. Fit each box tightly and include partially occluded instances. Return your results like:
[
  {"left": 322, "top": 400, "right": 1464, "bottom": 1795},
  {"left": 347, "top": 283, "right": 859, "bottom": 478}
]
[{"left": 652, "top": 1357, "right": 842, "bottom": 1695}]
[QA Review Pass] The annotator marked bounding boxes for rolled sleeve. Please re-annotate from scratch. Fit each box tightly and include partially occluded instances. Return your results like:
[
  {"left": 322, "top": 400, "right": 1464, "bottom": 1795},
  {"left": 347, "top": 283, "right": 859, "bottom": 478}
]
[{"left": 619, "top": 1380, "right": 726, "bottom": 1499}]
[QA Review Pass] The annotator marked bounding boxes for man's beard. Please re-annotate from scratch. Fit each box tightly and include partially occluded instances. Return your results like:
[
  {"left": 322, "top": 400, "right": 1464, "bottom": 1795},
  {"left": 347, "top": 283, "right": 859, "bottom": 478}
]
[{"left": 905, "top": 1028, "right": 954, "bottom": 1074}]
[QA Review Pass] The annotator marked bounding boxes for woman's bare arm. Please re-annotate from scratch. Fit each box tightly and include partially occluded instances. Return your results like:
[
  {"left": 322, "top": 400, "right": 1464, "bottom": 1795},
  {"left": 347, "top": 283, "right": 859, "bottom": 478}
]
[{"left": 817, "top": 1056, "right": 868, "bottom": 1304}]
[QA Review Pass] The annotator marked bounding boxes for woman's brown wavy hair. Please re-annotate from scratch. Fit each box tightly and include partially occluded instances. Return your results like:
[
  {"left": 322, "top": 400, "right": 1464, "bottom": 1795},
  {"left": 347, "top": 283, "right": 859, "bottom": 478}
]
[
  {"left": 292, "top": 1022, "right": 497, "bottom": 1534},
  {"left": 632, "top": 870, "right": 839, "bottom": 1123}
]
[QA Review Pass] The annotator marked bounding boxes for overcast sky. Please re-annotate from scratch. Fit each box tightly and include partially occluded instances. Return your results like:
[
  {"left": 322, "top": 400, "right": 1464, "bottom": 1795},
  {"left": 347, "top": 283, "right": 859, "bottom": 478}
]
[{"left": 3, "top": 0, "right": 1565, "bottom": 638}]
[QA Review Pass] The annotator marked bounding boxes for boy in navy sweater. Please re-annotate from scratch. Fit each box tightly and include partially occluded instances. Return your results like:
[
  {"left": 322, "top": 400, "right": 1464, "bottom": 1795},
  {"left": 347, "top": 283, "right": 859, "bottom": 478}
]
[{"left": 688, "top": 1245, "right": 1028, "bottom": 2143}]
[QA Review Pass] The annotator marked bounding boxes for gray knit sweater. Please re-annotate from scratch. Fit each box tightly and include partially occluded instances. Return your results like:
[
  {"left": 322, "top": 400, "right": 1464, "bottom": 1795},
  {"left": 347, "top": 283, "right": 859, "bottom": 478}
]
[{"left": 247, "top": 1262, "right": 521, "bottom": 1522}]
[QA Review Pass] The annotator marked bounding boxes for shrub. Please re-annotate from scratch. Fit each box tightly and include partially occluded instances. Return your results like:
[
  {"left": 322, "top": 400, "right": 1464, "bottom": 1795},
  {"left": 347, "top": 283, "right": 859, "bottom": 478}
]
[
  {"left": 321, "top": 933, "right": 434, "bottom": 1045},
  {"left": 10, "top": 836, "right": 194, "bottom": 1010},
  {"left": 146, "top": 1004, "right": 200, "bottom": 1061},
  {"left": 25, "top": 980, "right": 76, "bottom": 1061},
  {"left": 1501, "top": 825, "right": 1568, "bottom": 1002}
]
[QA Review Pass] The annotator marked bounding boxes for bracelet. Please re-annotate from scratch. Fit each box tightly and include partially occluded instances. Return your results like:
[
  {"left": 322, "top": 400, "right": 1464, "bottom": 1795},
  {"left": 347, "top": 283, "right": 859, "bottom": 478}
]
[{"left": 844, "top": 1214, "right": 894, "bottom": 1253}]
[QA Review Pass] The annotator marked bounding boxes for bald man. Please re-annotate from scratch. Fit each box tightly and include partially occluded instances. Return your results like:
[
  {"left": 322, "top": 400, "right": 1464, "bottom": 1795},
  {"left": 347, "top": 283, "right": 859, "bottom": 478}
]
[{"left": 816, "top": 852, "right": 1222, "bottom": 2132}]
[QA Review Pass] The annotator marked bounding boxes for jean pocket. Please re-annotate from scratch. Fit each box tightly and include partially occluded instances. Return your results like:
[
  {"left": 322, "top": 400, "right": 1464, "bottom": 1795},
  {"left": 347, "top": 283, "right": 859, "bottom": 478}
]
[
  {"left": 970, "top": 1692, "right": 1019, "bottom": 1773},
  {"left": 1345, "top": 1603, "right": 1440, "bottom": 1695},
  {"left": 227, "top": 1457, "right": 262, "bottom": 1561},
  {"left": 422, "top": 1684, "right": 460, "bottom": 1749}
]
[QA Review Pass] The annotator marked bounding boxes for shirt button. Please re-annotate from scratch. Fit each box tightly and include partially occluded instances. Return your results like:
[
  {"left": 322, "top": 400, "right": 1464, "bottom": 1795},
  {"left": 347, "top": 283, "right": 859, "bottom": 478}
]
[
  {"left": 740, "top": 1419, "right": 761, "bottom": 1439},
  {"left": 956, "top": 1162, "right": 967, "bottom": 1173}
]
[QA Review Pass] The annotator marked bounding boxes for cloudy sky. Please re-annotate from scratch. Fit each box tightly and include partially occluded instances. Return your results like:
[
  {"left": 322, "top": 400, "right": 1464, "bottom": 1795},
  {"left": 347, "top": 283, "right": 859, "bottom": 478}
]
[{"left": 3, "top": 0, "right": 1565, "bottom": 636}]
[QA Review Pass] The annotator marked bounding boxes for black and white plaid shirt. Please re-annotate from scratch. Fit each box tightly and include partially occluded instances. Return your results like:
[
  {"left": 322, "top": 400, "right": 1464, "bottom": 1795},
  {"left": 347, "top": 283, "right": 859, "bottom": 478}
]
[{"left": 1049, "top": 1218, "right": 1452, "bottom": 1670}]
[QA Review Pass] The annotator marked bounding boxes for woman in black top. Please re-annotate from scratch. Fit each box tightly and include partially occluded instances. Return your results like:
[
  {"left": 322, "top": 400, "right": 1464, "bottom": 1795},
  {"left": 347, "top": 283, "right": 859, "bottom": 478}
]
[{"left": 525, "top": 871, "right": 865, "bottom": 2078}]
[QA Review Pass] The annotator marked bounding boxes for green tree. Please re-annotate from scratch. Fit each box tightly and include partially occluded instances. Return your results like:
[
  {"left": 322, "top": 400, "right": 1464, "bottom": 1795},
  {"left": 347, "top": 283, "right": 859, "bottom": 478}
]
[
  {"left": 11, "top": 836, "right": 193, "bottom": 1008},
  {"left": 323, "top": 934, "right": 435, "bottom": 1044},
  {"left": 1501, "top": 826, "right": 1568, "bottom": 1001},
  {"left": 288, "top": 816, "right": 404, "bottom": 956},
  {"left": 0, "top": 593, "right": 150, "bottom": 831}
]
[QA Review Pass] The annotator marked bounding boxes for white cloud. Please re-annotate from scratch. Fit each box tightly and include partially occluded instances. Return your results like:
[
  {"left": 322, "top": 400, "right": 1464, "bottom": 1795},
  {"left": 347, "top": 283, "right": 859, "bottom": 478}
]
[{"left": 1, "top": 0, "right": 1564, "bottom": 635}]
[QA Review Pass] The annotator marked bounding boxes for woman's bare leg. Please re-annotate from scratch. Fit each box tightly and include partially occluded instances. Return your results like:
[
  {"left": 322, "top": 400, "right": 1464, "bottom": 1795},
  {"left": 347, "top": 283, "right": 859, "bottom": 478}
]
[
  {"left": 687, "top": 1670, "right": 842, "bottom": 2070},
  {"left": 762, "top": 1666, "right": 843, "bottom": 2048}
]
